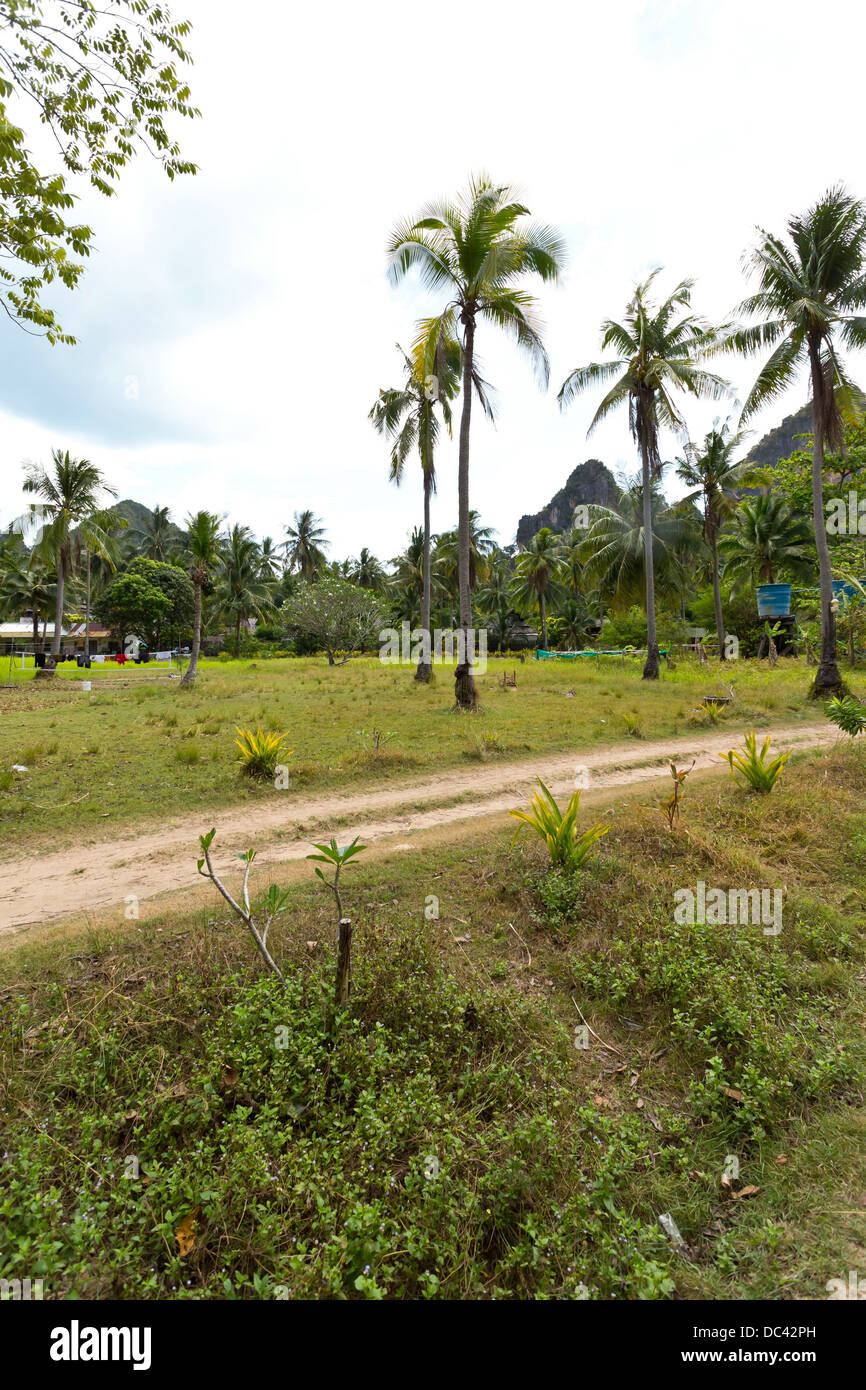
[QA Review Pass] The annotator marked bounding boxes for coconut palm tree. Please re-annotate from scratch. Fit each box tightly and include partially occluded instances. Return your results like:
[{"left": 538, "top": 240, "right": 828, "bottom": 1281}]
[
  {"left": 388, "top": 175, "right": 564, "bottom": 707},
  {"left": 675, "top": 418, "right": 751, "bottom": 660},
  {"left": 284, "top": 510, "right": 328, "bottom": 581},
  {"left": 723, "top": 185, "right": 866, "bottom": 694},
  {"left": 0, "top": 545, "right": 57, "bottom": 653},
  {"left": 581, "top": 473, "right": 703, "bottom": 613},
  {"left": 435, "top": 512, "right": 496, "bottom": 608},
  {"left": 18, "top": 450, "right": 117, "bottom": 657},
  {"left": 179, "top": 511, "right": 223, "bottom": 686},
  {"left": 217, "top": 524, "right": 274, "bottom": 657},
  {"left": 258, "top": 536, "right": 282, "bottom": 581},
  {"left": 349, "top": 547, "right": 386, "bottom": 592},
  {"left": 558, "top": 272, "right": 728, "bottom": 678},
  {"left": 510, "top": 527, "right": 563, "bottom": 649},
  {"left": 370, "top": 336, "right": 459, "bottom": 681},
  {"left": 131, "top": 505, "right": 176, "bottom": 562},
  {"left": 718, "top": 493, "right": 814, "bottom": 593},
  {"left": 557, "top": 527, "right": 589, "bottom": 596}
]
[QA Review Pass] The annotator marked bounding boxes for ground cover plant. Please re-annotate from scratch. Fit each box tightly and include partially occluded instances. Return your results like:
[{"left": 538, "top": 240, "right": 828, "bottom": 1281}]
[
  {"left": 1, "top": 745, "right": 863, "bottom": 1300},
  {"left": 0, "top": 654, "right": 834, "bottom": 856}
]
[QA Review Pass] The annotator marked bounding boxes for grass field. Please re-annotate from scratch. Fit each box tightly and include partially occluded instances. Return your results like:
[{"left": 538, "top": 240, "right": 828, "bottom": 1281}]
[
  {"left": 1, "top": 743, "right": 864, "bottom": 1299},
  {"left": 0, "top": 653, "right": 846, "bottom": 855}
]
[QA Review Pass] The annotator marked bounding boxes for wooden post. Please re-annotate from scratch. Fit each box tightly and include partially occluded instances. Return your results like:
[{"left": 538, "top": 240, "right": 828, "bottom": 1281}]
[{"left": 335, "top": 917, "right": 353, "bottom": 1007}]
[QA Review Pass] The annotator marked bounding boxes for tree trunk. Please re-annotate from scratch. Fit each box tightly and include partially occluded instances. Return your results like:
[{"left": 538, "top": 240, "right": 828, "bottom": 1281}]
[
  {"left": 809, "top": 344, "right": 843, "bottom": 694},
  {"left": 181, "top": 579, "right": 202, "bottom": 686},
  {"left": 234, "top": 613, "right": 241, "bottom": 660},
  {"left": 416, "top": 469, "right": 433, "bottom": 682},
  {"left": 454, "top": 310, "right": 477, "bottom": 709},
  {"left": 640, "top": 436, "right": 660, "bottom": 680},
  {"left": 539, "top": 591, "right": 548, "bottom": 649},
  {"left": 335, "top": 917, "right": 353, "bottom": 1008},
  {"left": 32, "top": 612, "right": 39, "bottom": 654},
  {"left": 51, "top": 552, "right": 64, "bottom": 657},
  {"left": 710, "top": 529, "right": 726, "bottom": 660},
  {"left": 84, "top": 552, "right": 91, "bottom": 661}
]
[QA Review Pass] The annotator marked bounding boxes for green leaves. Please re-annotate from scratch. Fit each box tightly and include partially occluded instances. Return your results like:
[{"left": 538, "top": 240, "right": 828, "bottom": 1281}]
[
  {"left": 825, "top": 695, "right": 866, "bottom": 738},
  {"left": 509, "top": 779, "right": 607, "bottom": 870},
  {"left": 720, "top": 729, "right": 792, "bottom": 793},
  {"left": 0, "top": 0, "right": 198, "bottom": 340},
  {"left": 306, "top": 836, "right": 366, "bottom": 876}
]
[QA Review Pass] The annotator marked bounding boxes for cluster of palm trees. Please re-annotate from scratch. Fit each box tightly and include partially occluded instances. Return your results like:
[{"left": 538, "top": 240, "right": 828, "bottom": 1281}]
[
  {"left": 0, "top": 459, "right": 340, "bottom": 681},
  {"left": 378, "top": 177, "right": 866, "bottom": 701}
]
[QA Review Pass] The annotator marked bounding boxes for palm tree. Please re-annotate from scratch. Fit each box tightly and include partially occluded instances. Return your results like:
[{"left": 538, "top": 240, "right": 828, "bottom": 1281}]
[
  {"left": 217, "top": 524, "right": 274, "bottom": 658},
  {"left": 510, "top": 527, "right": 563, "bottom": 649},
  {"left": 18, "top": 450, "right": 117, "bottom": 657},
  {"left": 435, "top": 511, "right": 496, "bottom": 608},
  {"left": 258, "top": 536, "right": 282, "bottom": 581},
  {"left": 675, "top": 418, "right": 751, "bottom": 660},
  {"left": 350, "top": 547, "right": 386, "bottom": 592},
  {"left": 475, "top": 559, "right": 514, "bottom": 651},
  {"left": 581, "top": 474, "right": 703, "bottom": 612},
  {"left": 0, "top": 546, "right": 57, "bottom": 653},
  {"left": 389, "top": 175, "right": 564, "bottom": 707},
  {"left": 724, "top": 186, "right": 866, "bottom": 694},
  {"left": 557, "top": 527, "right": 586, "bottom": 598},
  {"left": 558, "top": 272, "right": 728, "bottom": 678},
  {"left": 284, "top": 510, "right": 328, "bottom": 581},
  {"left": 718, "top": 493, "right": 814, "bottom": 593},
  {"left": 370, "top": 336, "right": 459, "bottom": 681},
  {"left": 132, "top": 505, "right": 176, "bottom": 562},
  {"left": 179, "top": 511, "right": 223, "bottom": 686}
]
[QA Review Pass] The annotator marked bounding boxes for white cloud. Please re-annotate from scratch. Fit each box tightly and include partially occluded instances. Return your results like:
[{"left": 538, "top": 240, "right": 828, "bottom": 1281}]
[{"left": 2, "top": 0, "right": 865, "bottom": 557}]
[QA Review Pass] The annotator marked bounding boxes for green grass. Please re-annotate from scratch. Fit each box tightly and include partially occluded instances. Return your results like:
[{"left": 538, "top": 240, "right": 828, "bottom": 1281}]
[
  {"left": 1, "top": 745, "right": 864, "bottom": 1299},
  {"left": 0, "top": 654, "right": 841, "bottom": 856}
]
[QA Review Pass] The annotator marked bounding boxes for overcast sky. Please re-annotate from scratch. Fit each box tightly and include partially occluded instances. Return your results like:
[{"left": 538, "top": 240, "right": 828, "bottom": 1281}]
[{"left": 2, "top": 0, "right": 865, "bottom": 562}]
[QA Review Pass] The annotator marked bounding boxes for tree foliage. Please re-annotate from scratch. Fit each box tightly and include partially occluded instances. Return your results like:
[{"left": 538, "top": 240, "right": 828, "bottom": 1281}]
[{"left": 0, "top": 0, "right": 198, "bottom": 341}]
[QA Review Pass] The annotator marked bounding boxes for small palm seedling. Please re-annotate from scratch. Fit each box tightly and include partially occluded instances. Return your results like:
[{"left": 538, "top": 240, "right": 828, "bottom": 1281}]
[
  {"left": 509, "top": 780, "right": 607, "bottom": 869},
  {"left": 720, "top": 729, "right": 791, "bottom": 793},
  {"left": 825, "top": 694, "right": 866, "bottom": 738},
  {"left": 307, "top": 836, "right": 366, "bottom": 1016},
  {"left": 664, "top": 759, "right": 695, "bottom": 830},
  {"left": 693, "top": 698, "right": 724, "bottom": 725},
  {"left": 235, "top": 726, "right": 292, "bottom": 779},
  {"left": 622, "top": 711, "right": 643, "bottom": 738},
  {"left": 197, "top": 829, "right": 288, "bottom": 982}
]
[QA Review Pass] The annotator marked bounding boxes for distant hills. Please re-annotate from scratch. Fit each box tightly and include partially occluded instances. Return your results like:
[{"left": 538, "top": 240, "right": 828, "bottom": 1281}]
[
  {"left": 111, "top": 500, "right": 186, "bottom": 546},
  {"left": 743, "top": 404, "right": 813, "bottom": 468},
  {"left": 514, "top": 405, "right": 823, "bottom": 545},
  {"left": 515, "top": 459, "right": 619, "bottom": 547}
]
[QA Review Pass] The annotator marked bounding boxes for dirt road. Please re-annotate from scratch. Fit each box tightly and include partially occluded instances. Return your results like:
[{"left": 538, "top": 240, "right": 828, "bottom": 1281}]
[{"left": 0, "top": 722, "right": 833, "bottom": 937}]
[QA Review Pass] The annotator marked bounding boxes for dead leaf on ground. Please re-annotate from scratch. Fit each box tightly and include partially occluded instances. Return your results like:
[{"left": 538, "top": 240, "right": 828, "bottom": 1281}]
[
  {"left": 175, "top": 1206, "right": 201, "bottom": 1257},
  {"left": 731, "top": 1185, "right": 760, "bottom": 1201},
  {"left": 220, "top": 1064, "right": 239, "bottom": 1090},
  {"left": 305, "top": 940, "right": 318, "bottom": 954},
  {"left": 775, "top": 1155, "right": 788, "bottom": 1166},
  {"left": 593, "top": 1094, "right": 611, "bottom": 1108},
  {"left": 722, "top": 1086, "right": 744, "bottom": 1102}
]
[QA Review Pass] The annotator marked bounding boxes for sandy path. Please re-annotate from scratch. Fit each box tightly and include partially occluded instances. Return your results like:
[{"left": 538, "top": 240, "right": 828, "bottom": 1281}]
[{"left": 0, "top": 722, "right": 833, "bottom": 936}]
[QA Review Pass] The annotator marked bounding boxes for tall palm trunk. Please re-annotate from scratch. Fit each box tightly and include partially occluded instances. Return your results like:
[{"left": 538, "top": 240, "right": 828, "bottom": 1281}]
[
  {"left": 640, "top": 436, "right": 660, "bottom": 679},
  {"left": 181, "top": 579, "right": 203, "bottom": 686},
  {"left": 51, "top": 552, "right": 65, "bottom": 657},
  {"left": 710, "top": 527, "right": 726, "bottom": 661},
  {"left": 416, "top": 468, "right": 433, "bottom": 682},
  {"left": 31, "top": 611, "right": 39, "bottom": 653},
  {"left": 809, "top": 344, "right": 843, "bottom": 694},
  {"left": 234, "top": 613, "right": 241, "bottom": 659},
  {"left": 455, "top": 311, "right": 477, "bottom": 709},
  {"left": 84, "top": 552, "right": 91, "bottom": 661},
  {"left": 539, "top": 590, "right": 548, "bottom": 649}
]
